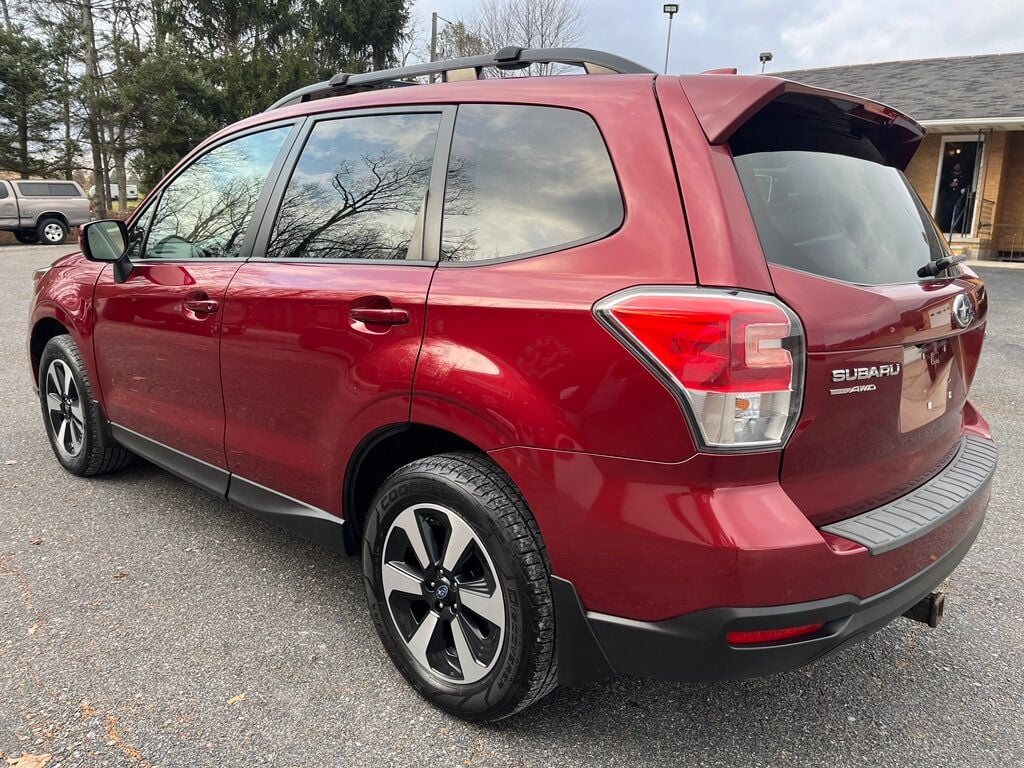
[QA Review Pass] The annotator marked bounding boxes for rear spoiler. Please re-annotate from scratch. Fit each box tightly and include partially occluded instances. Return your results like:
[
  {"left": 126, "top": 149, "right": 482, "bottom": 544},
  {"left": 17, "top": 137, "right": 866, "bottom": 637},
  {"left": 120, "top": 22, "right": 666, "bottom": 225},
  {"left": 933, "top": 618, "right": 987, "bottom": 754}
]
[{"left": 677, "top": 75, "right": 925, "bottom": 170}]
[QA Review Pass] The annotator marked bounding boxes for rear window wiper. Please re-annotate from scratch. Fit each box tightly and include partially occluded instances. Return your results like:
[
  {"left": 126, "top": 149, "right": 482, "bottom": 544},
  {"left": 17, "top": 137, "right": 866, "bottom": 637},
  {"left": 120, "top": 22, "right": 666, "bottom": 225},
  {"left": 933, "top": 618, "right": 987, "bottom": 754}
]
[{"left": 917, "top": 254, "right": 967, "bottom": 278}]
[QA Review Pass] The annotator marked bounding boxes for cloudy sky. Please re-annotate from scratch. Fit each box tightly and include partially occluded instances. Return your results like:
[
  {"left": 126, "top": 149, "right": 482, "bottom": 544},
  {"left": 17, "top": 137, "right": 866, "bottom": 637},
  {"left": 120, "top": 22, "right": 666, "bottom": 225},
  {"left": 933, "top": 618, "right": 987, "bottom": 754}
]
[{"left": 422, "top": 0, "right": 1024, "bottom": 74}]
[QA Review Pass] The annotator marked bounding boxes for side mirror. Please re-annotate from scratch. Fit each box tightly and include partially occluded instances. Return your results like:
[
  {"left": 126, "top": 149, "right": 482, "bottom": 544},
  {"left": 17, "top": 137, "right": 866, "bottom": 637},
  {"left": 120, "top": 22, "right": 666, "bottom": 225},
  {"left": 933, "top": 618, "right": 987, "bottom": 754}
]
[{"left": 81, "top": 219, "right": 133, "bottom": 283}]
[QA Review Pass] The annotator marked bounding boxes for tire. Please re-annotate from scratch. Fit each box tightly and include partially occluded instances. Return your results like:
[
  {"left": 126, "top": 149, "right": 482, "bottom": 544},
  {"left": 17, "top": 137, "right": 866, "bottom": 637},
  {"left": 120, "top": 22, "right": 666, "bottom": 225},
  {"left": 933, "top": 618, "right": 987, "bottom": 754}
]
[
  {"left": 39, "top": 335, "right": 132, "bottom": 476},
  {"left": 363, "top": 452, "right": 558, "bottom": 722},
  {"left": 36, "top": 217, "right": 68, "bottom": 245},
  {"left": 13, "top": 230, "right": 38, "bottom": 244}
]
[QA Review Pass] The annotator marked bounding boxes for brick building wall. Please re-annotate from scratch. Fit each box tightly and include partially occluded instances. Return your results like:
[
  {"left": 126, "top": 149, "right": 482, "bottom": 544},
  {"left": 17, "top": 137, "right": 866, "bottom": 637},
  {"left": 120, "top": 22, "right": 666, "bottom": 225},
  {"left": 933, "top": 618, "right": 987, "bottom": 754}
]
[
  {"left": 906, "top": 134, "right": 942, "bottom": 207},
  {"left": 905, "top": 129, "right": 1023, "bottom": 258}
]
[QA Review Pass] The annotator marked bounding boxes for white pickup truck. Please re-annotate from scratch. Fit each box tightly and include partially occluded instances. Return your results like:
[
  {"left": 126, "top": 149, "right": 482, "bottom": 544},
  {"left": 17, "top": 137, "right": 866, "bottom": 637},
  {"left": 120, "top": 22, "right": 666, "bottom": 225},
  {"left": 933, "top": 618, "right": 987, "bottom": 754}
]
[{"left": 0, "top": 179, "right": 94, "bottom": 245}]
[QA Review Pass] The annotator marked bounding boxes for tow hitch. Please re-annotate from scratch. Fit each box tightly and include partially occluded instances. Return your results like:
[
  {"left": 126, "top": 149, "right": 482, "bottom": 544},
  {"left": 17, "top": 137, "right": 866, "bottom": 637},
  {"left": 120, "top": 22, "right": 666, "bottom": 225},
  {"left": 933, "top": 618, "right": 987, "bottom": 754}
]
[{"left": 903, "top": 591, "right": 945, "bottom": 628}]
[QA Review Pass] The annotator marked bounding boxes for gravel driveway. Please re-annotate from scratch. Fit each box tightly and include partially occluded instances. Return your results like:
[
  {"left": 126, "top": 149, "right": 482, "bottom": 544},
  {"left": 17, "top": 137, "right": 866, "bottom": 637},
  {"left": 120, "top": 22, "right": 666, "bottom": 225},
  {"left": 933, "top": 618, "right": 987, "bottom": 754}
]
[{"left": 2, "top": 244, "right": 1022, "bottom": 767}]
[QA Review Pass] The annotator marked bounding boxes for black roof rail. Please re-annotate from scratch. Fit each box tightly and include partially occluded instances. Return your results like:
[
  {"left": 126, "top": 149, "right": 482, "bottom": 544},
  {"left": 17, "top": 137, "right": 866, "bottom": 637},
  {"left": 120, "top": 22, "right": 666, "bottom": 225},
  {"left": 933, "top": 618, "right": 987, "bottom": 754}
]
[{"left": 265, "top": 47, "right": 654, "bottom": 112}]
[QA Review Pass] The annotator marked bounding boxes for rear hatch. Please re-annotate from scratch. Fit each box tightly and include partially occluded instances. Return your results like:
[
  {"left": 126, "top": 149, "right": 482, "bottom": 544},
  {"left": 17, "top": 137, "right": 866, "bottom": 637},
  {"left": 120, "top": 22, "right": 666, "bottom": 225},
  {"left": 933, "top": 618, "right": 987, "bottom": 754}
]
[{"left": 678, "top": 79, "right": 988, "bottom": 526}]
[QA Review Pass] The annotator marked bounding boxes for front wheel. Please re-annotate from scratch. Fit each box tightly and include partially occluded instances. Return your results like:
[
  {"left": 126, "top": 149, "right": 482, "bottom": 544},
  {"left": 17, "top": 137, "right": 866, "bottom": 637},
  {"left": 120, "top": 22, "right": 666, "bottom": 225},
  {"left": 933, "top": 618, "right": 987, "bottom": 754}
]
[
  {"left": 363, "top": 452, "right": 558, "bottom": 721},
  {"left": 39, "top": 335, "right": 132, "bottom": 476},
  {"left": 13, "top": 229, "right": 38, "bottom": 244}
]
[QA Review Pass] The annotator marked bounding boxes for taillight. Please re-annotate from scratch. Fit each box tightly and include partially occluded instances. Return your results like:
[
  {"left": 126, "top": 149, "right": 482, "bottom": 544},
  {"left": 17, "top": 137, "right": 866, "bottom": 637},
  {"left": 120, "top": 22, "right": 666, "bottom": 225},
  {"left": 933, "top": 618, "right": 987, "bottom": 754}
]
[{"left": 595, "top": 287, "right": 805, "bottom": 452}]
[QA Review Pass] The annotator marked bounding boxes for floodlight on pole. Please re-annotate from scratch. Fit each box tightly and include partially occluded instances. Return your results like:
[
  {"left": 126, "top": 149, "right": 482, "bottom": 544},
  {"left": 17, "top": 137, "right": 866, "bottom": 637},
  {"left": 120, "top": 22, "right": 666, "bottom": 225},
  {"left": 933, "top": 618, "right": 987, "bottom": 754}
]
[
  {"left": 759, "top": 51, "right": 773, "bottom": 73},
  {"left": 663, "top": 4, "right": 679, "bottom": 75}
]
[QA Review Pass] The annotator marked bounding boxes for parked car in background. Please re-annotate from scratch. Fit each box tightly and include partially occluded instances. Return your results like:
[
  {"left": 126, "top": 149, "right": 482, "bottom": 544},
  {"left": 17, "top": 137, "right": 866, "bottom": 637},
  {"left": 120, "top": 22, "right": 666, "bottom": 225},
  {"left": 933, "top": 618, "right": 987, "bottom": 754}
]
[
  {"left": 27, "top": 47, "right": 997, "bottom": 722},
  {"left": 0, "top": 179, "right": 92, "bottom": 244},
  {"left": 88, "top": 183, "right": 140, "bottom": 202}
]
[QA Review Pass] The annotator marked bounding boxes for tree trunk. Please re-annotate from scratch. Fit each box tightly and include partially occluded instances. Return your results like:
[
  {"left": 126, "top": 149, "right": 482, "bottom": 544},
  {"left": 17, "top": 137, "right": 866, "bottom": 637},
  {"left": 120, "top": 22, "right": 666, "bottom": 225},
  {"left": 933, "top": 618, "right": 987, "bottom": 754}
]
[
  {"left": 62, "top": 72, "right": 73, "bottom": 179},
  {"left": 17, "top": 94, "right": 29, "bottom": 178},
  {"left": 114, "top": 120, "right": 128, "bottom": 212},
  {"left": 82, "top": 0, "right": 108, "bottom": 216}
]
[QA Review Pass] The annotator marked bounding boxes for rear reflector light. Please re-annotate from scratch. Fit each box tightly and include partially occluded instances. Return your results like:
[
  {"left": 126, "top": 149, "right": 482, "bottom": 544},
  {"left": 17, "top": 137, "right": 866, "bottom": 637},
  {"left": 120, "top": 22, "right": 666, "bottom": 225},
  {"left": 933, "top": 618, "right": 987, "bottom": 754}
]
[
  {"left": 726, "top": 622, "right": 824, "bottom": 645},
  {"left": 595, "top": 288, "right": 804, "bottom": 451}
]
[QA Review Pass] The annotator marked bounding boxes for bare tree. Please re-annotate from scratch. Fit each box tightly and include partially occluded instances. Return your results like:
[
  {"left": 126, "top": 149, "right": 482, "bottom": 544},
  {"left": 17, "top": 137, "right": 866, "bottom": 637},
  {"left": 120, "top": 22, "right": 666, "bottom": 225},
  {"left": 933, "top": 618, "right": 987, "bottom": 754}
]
[{"left": 471, "top": 0, "right": 585, "bottom": 74}]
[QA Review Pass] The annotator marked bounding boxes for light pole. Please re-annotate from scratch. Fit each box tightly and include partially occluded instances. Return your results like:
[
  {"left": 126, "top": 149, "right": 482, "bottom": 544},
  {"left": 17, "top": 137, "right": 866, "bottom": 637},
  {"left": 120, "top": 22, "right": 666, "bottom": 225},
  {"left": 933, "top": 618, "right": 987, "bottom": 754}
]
[
  {"left": 759, "top": 51, "right": 773, "bottom": 73},
  {"left": 663, "top": 4, "right": 679, "bottom": 75}
]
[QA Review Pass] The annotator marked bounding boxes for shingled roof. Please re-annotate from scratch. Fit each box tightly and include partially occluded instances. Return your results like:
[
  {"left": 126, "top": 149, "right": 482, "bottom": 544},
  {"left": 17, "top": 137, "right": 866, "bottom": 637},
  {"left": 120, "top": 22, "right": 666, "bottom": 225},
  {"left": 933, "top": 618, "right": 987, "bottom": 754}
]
[{"left": 773, "top": 52, "right": 1024, "bottom": 123}]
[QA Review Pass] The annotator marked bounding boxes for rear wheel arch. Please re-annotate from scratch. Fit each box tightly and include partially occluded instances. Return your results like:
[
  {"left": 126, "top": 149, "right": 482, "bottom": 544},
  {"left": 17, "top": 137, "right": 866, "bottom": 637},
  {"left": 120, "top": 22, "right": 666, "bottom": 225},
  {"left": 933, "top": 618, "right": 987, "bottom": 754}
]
[
  {"left": 342, "top": 423, "right": 480, "bottom": 552},
  {"left": 33, "top": 211, "right": 69, "bottom": 226}
]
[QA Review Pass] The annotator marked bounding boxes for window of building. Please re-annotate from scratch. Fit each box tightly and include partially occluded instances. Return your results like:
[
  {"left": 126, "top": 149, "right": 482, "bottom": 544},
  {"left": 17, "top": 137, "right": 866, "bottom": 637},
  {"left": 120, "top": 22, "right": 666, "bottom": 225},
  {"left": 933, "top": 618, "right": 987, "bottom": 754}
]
[
  {"left": 266, "top": 113, "right": 442, "bottom": 260},
  {"left": 441, "top": 105, "right": 623, "bottom": 263}
]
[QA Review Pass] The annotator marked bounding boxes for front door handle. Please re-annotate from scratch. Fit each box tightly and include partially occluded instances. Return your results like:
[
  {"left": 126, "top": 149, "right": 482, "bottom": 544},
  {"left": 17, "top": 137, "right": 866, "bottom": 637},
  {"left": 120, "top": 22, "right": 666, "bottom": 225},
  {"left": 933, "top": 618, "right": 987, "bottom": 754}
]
[
  {"left": 183, "top": 294, "right": 219, "bottom": 315},
  {"left": 350, "top": 307, "right": 410, "bottom": 325}
]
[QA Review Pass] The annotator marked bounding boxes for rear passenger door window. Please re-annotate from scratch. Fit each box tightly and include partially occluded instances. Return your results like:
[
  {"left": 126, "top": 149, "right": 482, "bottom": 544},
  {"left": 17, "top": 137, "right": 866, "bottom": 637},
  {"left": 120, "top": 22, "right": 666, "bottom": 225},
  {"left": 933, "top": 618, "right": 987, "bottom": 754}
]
[
  {"left": 144, "top": 126, "right": 290, "bottom": 260},
  {"left": 441, "top": 105, "right": 623, "bottom": 262},
  {"left": 265, "top": 112, "right": 442, "bottom": 260}
]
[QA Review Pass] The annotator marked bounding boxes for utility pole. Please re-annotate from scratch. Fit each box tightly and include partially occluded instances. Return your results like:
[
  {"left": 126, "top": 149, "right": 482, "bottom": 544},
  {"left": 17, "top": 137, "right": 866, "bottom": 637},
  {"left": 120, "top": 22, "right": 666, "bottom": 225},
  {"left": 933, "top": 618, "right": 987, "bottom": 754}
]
[{"left": 430, "top": 12, "right": 439, "bottom": 82}]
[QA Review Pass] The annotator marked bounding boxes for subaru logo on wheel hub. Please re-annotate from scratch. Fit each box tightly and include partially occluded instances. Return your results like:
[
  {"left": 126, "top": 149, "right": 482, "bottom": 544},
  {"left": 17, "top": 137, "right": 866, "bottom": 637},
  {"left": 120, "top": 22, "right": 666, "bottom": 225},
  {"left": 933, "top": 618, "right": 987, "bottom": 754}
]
[{"left": 434, "top": 584, "right": 450, "bottom": 600}]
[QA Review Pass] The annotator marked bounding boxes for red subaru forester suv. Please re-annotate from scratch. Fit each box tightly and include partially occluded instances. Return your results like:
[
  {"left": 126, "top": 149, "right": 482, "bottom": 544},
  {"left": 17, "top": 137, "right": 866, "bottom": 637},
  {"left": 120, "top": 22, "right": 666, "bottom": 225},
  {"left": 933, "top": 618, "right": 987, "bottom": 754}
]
[{"left": 28, "top": 48, "right": 996, "bottom": 721}]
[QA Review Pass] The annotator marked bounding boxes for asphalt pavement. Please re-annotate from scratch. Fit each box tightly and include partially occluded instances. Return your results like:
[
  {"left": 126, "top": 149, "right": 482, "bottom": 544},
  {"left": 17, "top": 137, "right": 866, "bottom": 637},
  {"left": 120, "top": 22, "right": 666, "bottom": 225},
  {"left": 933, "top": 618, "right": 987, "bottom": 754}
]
[{"left": 2, "top": 244, "right": 1022, "bottom": 767}]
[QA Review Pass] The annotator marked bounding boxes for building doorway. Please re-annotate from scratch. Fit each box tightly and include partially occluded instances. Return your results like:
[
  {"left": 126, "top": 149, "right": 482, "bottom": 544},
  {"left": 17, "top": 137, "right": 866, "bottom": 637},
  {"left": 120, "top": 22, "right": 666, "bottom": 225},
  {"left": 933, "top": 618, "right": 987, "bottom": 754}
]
[{"left": 933, "top": 137, "right": 984, "bottom": 236}]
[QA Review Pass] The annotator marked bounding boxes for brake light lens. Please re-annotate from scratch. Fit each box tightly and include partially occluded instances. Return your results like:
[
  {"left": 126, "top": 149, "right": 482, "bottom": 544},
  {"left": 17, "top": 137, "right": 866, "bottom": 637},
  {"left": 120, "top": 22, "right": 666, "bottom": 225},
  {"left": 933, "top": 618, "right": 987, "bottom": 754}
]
[
  {"left": 596, "top": 288, "right": 804, "bottom": 451},
  {"left": 726, "top": 622, "right": 824, "bottom": 645}
]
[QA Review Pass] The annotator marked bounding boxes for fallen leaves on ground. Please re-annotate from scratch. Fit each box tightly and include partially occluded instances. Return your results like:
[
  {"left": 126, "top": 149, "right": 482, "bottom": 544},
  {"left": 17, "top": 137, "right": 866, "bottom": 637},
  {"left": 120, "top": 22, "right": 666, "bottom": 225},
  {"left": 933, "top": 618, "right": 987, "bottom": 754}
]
[
  {"left": 227, "top": 693, "right": 246, "bottom": 705},
  {"left": 112, "top": 572, "right": 129, "bottom": 582},
  {"left": 6, "top": 754, "right": 52, "bottom": 768}
]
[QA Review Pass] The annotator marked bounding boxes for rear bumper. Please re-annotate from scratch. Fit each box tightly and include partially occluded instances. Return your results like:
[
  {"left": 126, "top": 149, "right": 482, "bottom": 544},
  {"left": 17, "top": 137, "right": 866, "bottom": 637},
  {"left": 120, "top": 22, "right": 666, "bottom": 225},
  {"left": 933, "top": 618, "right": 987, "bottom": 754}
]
[
  {"left": 547, "top": 431, "right": 996, "bottom": 686},
  {"left": 555, "top": 514, "right": 984, "bottom": 686}
]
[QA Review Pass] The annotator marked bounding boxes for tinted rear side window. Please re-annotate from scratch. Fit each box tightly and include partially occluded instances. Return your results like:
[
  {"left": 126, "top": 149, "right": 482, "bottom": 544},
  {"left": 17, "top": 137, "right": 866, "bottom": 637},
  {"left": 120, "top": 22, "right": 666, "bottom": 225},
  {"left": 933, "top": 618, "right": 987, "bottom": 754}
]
[
  {"left": 0, "top": 183, "right": 7, "bottom": 199},
  {"left": 16, "top": 182, "right": 81, "bottom": 197},
  {"left": 441, "top": 105, "right": 623, "bottom": 262},
  {"left": 731, "top": 96, "right": 952, "bottom": 285},
  {"left": 267, "top": 113, "right": 441, "bottom": 260}
]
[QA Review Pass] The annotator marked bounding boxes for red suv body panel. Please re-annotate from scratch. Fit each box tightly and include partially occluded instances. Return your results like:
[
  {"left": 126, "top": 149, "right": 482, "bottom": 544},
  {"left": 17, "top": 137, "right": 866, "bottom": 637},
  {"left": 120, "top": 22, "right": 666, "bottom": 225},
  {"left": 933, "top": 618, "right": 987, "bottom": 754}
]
[
  {"left": 28, "top": 70, "right": 995, "bottom": 687},
  {"left": 220, "top": 262, "right": 433, "bottom": 514}
]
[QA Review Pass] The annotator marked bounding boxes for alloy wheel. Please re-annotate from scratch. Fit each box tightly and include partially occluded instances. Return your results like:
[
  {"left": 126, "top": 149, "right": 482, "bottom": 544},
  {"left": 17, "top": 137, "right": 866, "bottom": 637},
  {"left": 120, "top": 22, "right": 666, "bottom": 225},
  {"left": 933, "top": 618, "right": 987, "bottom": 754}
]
[
  {"left": 381, "top": 503, "right": 506, "bottom": 685},
  {"left": 45, "top": 359, "right": 85, "bottom": 458},
  {"left": 42, "top": 223, "right": 64, "bottom": 243}
]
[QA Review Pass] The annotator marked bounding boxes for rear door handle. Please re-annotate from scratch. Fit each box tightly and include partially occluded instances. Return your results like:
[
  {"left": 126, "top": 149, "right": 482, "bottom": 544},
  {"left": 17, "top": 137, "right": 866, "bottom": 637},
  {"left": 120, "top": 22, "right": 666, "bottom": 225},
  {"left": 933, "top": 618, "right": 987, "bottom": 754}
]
[{"left": 350, "top": 307, "right": 410, "bottom": 325}]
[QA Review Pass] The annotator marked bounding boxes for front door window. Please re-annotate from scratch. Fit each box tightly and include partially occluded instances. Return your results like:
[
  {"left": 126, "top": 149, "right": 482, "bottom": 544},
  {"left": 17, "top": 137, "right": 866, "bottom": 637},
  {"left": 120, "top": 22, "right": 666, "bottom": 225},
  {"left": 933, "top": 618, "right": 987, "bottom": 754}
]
[{"left": 935, "top": 140, "right": 982, "bottom": 236}]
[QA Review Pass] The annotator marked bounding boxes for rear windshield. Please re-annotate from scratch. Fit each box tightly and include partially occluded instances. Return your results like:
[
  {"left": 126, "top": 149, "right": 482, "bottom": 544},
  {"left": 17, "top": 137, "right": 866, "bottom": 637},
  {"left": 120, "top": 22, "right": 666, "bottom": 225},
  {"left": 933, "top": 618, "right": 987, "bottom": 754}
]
[{"left": 731, "top": 97, "right": 954, "bottom": 286}]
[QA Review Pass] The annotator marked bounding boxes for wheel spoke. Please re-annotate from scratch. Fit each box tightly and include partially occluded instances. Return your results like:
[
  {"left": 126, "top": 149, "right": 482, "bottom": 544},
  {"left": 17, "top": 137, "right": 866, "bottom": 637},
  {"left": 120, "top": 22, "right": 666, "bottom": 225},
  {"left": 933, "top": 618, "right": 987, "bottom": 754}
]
[
  {"left": 391, "top": 508, "right": 432, "bottom": 570},
  {"left": 451, "top": 615, "right": 484, "bottom": 682},
  {"left": 460, "top": 586, "right": 505, "bottom": 630},
  {"left": 382, "top": 561, "right": 424, "bottom": 598},
  {"left": 47, "top": 367, "right": 63, "bottom": 397},
  {"left": 61, "top": 364, "right": 73, "bottom": 396},
  {"left": 441, "top": 518, "right": 474, "bottom": 572},
  {"left": 69, "top": 400, "right": 84, "bottom": 423},
  {"left": 405, "top": 611, "right": 439, "bottom": 670},
  {"left": 69, "top": 417, "right": 83, "bottom": 446},
  {"left": 56, "top": 419, "right": 68, "bottom": 450},
  {"left": 46, "top": 393, "right": 63, "bottom": 414}
]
